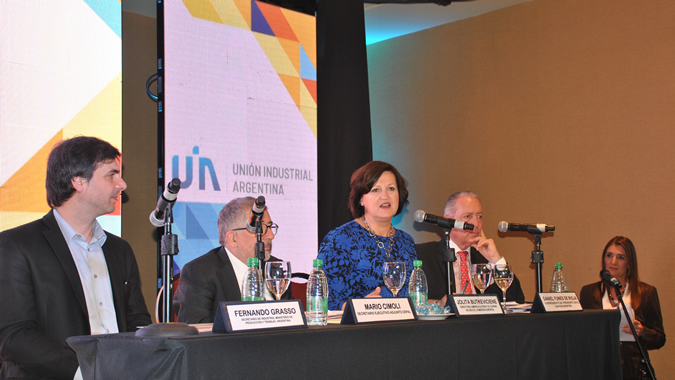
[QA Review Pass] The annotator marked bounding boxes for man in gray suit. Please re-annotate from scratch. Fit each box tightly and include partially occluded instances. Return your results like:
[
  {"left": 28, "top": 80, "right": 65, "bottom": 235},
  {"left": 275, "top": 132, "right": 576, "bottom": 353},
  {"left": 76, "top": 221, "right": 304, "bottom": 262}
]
[
  {"left": 0, "top": 136, "right": 151, "bottom": 380},
  {"left": 174, "top": 197, "right": 290, "bottom": 324}
]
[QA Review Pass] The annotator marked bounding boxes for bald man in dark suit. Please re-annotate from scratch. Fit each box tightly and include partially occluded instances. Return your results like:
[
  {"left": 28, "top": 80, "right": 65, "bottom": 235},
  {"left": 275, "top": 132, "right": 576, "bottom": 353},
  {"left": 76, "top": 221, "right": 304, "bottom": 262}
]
[{"left": 416, "top": 191, "right": 524, "bottom": 303}]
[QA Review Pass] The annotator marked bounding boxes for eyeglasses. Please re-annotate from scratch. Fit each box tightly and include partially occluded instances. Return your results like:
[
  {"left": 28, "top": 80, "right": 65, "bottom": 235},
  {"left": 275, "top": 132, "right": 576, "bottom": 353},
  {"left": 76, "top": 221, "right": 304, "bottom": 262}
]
[{"left": 232, "top": 223, "right": 279, "bottom": 236}]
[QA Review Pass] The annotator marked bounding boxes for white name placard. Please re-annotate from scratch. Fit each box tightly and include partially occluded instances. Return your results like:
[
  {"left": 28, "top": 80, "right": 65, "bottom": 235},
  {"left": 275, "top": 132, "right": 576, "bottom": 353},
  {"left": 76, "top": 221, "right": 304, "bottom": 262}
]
[
  {"left": 531, "top": 292, "right": 583, "bottom": 313},
  {"left": 449, "top": 294, "right": 504, "bottom": 316},
  {"left": 341, "top": 298, "right": 416, "bottom": 324},
  {"left": 212, "top": 300, "right": 306, "bottom": 333}
]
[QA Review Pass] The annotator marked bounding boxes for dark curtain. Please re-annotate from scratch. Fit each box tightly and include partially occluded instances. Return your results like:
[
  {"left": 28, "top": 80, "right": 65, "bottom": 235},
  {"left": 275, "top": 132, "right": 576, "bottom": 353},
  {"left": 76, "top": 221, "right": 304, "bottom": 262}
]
[{"left": 317, "top": 0, "right": 373, "bottom": 243}]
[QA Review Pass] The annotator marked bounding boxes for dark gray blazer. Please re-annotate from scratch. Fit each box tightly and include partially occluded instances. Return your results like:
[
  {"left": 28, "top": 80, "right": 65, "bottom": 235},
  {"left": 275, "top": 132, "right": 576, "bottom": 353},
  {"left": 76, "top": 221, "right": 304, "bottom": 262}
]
[
  {"left": 0, "top": 210, "right": 151, "bottom": 380},
  {"left": 416, "top": 240, "right": 525, "bottom": 302},
  {"left": 173, "top": 247, "right": 291, "bottom": 324}
]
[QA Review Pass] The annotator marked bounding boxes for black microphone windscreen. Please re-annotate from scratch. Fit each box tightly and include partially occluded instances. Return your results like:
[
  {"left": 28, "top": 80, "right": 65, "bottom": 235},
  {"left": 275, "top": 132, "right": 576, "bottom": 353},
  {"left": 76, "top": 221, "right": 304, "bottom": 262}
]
[
  {"left": 167, "top": 178, "right": 181, "bottom": 194},
  {"left": 253, "top": 196, "right": 266, "bottom": 213},
  {"left": 600, "top": 270, "right": 622, "bottom": 288}
]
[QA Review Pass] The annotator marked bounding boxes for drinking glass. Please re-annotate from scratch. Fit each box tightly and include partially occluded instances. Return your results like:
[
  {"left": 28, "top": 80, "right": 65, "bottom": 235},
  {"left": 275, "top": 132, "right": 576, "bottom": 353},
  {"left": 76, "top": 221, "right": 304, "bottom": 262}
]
[
  {"left": 471, "top": 263, "right": 493, "bottom": 294},
  {"left": 493, "top": 263, "right": 514, "bottom": 310},
  {"left": 265, "top": 261, "right": 291, "bottom": 301},
  {"left": 382, "top": 261, "right": 407, "bottom": 297}
]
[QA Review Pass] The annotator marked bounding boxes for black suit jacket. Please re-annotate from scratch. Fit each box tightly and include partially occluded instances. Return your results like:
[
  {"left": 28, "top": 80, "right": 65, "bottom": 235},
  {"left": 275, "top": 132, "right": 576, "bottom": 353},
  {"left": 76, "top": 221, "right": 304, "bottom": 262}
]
[
  {"left": 580, "top": 281, "right": 665, "bottom": 378},
  {"left": 0, "top": 210, "right": 151, "bottom": 380},
  {"left": 173, "top": 247, "right": 291, "bottom": 324},
  {"left": 416, "top": 240, "right": 525, "bottom": 302},
  {"left": 580, "top": 281, "right": 665, "bottom": 350}
]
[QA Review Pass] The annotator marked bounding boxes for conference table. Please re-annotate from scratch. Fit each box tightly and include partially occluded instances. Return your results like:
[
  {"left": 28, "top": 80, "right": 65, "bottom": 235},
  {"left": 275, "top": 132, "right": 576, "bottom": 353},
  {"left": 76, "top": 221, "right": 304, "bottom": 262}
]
[{"left": 67, "top": 309, "right": 621, "bottom": 379}]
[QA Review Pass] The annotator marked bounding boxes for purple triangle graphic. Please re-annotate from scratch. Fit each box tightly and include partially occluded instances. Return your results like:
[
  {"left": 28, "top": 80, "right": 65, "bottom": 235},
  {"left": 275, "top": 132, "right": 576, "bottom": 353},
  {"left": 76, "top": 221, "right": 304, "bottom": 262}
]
[{"left": 251, "top": 0, "right": 275, "bottom": 36}]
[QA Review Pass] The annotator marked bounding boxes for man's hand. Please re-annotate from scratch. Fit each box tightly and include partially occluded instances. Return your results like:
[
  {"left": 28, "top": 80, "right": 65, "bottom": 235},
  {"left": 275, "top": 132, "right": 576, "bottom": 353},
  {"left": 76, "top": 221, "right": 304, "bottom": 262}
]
[{"left": 471, "top": 230, "right": 502, "bottom": 263}]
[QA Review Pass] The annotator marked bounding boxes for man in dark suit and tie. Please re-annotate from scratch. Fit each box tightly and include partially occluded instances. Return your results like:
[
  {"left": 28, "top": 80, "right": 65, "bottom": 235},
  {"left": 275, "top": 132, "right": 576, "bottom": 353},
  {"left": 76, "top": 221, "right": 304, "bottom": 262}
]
[
  {"left": 173, "top": 197, "right": 291, "bottom": 324},
  {"left": 0, "top": 136, "right": 152, "bottom": 380},
  {"left": 416, "top": 191, "right": 525, "bottom": 303}
]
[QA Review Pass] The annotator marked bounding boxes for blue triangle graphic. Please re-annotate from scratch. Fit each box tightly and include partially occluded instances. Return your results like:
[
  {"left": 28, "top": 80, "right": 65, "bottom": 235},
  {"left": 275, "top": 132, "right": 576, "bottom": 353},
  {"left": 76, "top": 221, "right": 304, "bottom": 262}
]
[
  {"left": 84, "top": 0, "right": 121, "bottom": 39},
  {"left": 300, "top": 44, "right": 316, "bottom": 80},
  {"left": 185, "top": 204, "right": 212, "bottom": 240}
]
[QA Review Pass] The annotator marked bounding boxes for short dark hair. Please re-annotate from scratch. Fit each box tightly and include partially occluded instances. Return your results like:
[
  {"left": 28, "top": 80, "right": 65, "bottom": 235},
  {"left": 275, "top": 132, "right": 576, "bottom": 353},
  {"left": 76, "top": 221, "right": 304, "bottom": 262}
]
[
  {"left": 46, "top": 136, "right": 121, "bottom": 207},
  {"left": 348, "top": 161, "right": 409, "bottom": 219}
]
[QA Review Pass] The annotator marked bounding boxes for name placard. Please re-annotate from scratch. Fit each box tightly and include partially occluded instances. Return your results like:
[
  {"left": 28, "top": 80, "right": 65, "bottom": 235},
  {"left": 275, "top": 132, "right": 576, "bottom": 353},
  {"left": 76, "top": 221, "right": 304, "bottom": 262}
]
[
  {"left": 212, "top": 300, "right": 306, "bottom": 333},
  {"left": 449, "top": 294, "right": 504, "bottom": 316},
  {"left": 531, "top": 292, "right": 583, "bottom": 313},
  {"left": 341, "top": 297, "right": 416, "bottom": 324}
]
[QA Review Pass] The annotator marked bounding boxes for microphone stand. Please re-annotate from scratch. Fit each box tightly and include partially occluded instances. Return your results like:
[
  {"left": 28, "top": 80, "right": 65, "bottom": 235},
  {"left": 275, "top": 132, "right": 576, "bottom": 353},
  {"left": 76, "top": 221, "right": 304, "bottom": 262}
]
[
  {"left": 440, "top": 231, "right": 457, "bottom": 302},
  {"left": 529, "top": 231, "right": 544, "bottom": 293},
  {"left": 255, "top": 219, "right": 265, "bottom": 264},
  {"left": 613, "top": 284, "right": 656, "bottom": 380},
  {"left": 160, "top": 206, "right": 179, "bottom": 323}
]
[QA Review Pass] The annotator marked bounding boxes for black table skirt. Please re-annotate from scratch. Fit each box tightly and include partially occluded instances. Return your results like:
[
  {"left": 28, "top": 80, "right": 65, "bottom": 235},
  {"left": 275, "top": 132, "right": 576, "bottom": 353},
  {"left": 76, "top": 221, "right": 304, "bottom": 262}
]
[{"left": 67, "top": 309, "right": 621, "bottom": 380}]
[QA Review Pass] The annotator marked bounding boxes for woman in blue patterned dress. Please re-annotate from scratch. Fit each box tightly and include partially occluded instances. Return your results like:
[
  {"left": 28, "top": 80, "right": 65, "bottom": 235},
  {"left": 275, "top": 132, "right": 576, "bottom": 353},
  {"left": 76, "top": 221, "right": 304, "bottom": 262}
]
[{"left": 318, "top": 161, "right": 417, "bottom": 310}]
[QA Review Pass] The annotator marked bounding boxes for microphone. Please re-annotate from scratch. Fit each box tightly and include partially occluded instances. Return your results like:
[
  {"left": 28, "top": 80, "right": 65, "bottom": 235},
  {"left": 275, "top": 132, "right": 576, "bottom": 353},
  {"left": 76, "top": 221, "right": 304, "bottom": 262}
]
[
  {"left": 414, "top": 210, "right": 474, "bottom": 230},
  {"left": 246, "top": 196, "right": 266, "bottom": 233},
  {"left": 498, "top": 221, "right": 555, "bottom": 233},
  {"left": 600, "top": 270, "right": 622, "bottom": 290},
  {"left": 149, "top": 178, "right": 181, "bottom": 227}
]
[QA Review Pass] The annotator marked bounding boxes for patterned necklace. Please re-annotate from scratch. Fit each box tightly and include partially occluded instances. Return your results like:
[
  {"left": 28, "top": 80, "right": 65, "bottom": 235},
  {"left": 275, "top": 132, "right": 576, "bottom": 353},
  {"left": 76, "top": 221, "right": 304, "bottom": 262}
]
[
  {"left": 362, "top": 217, "right": 395, "bottom": 261},
  {"left": 608, "top": 291, "right": 619, "bottom": 306},
  {"left": 608, "top": 283, "right": 626, "bottom": 307}
]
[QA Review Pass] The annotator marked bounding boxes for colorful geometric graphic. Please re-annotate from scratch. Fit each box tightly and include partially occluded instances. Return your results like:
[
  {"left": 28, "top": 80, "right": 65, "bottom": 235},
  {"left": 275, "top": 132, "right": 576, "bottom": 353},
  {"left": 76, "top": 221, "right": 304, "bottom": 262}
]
[
  {"left": 0, "top": 1, "right": 122, "bottom": 234},
  {"left": 164, "top": 0, "right": 317, "bottom": 274},
  {"left": 181, "top": 0, "right": 317, "bottom": 136}
]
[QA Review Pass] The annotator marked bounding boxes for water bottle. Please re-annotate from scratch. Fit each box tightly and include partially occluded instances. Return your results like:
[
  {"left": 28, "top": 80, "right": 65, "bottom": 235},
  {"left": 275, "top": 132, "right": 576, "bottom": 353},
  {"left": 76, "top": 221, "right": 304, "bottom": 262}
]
[
  {"left": 306, "top": 259, "right": 329, "bottom": 326},
  {"left": 408, "top": 260, "right": 428, "bottom": 307},
  {"left": 550, "top": 262, "right": 568, "bottom": 292},
  {"left": 242, "top": 257, "right": 264, "bottom": 301}
]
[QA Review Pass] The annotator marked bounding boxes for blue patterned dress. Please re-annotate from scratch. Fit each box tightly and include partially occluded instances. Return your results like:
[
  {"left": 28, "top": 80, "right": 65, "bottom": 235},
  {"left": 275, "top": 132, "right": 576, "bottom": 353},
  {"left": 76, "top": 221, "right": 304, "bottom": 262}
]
[{"left": 317, "top": 220, "right": 417, "bottom": 310}]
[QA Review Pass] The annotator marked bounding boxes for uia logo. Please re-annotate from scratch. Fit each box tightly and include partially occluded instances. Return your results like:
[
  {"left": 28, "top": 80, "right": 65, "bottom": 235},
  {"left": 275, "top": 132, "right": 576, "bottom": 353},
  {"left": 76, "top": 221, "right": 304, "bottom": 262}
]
[{"left": 172, "top": 146, "right": 221, "bottom": 191}]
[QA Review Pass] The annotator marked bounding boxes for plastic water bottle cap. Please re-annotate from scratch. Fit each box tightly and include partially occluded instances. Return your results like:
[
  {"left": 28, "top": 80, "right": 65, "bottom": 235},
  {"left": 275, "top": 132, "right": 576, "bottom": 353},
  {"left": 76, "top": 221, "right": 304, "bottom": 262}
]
[
  {"left": 248, "top": 257, "right": 259, "bottom": 267},
  {"left": 555, "top": 262, "right": 563, "bottom": 270},
  {"left": 413, "top": 260, "right": 422, "bottom": 268},
  {"left": 313, "top": 259, "right": 323, "bottom": 267}
]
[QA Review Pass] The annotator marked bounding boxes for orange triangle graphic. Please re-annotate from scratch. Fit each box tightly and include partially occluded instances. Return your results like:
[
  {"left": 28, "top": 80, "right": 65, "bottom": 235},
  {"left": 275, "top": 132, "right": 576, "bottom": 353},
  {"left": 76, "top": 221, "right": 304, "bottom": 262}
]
[
  {"left": 281, "top": 8, "right": 316, "bottom": 68},
  {"left": 0, "top": 131, "right": 62, "bottom": 213},
  {"left": 302, "top": 78, "right": 317, "bottom": 104},
  {"left": 232, "top": 0, "right": 251, "bottom": 29},
  {"left": 278, "top": 74, "right": 300, "bottom": 108},
  {"left": 278, "top": 38, "right": 300, "bottom": 76},
  {"left": 182, "top": 0, "right": 223, "bottom": 24},
  {"left": 256, "top": 1, "right": 298, "bottom": 42}
]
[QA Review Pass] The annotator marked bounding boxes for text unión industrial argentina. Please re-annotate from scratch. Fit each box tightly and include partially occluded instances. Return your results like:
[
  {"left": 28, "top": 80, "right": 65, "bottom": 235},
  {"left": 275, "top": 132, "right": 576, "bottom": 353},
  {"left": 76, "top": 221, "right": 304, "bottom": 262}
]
[{"left": 232, "top": 163, "right": 314, "bottom": 195}]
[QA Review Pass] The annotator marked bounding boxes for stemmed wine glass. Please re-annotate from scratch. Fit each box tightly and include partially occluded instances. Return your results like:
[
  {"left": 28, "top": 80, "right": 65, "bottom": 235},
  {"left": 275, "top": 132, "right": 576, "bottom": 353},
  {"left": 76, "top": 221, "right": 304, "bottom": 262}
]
[
  {"left": 265, "top": 261, "right": 291, "bottom": 301},
  {"left": 382, "top": 262, "right": 407, "bottom": 297},
  {"left": 471, "top": 264, "right": 493, "bottom": 294},
  {"left": 493, "top": 263, "right": 514, "bottom": 311}
]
